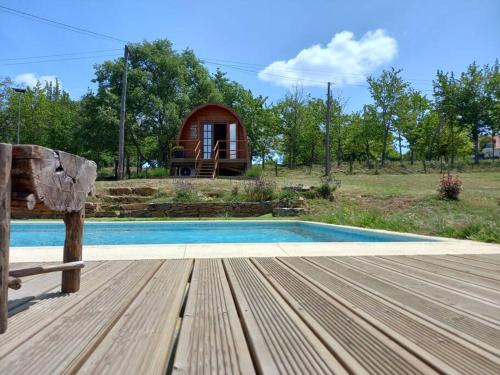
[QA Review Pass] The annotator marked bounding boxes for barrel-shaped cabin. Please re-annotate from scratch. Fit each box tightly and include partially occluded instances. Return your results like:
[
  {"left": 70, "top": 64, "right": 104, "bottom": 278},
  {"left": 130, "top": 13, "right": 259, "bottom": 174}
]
[{"left": 170, "top": 103, "right": 250, "bottom": 177}]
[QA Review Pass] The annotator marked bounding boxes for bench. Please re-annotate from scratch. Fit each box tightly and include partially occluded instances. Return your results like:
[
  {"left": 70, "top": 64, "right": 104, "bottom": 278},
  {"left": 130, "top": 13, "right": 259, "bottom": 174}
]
[{"left": 0, "top": 143, "right": 97, "bottom": 333}]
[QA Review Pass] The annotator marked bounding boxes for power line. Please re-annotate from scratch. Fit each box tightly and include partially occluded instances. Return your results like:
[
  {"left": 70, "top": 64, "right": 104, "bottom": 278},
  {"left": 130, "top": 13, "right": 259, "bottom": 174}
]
[
  {"left": 0, "top": 54, "right": 122, "bottom": 67},
  {"left": 0, "top": 49, "right": 122, "bottom": 62},
  {"left": 0, "top": 5, "right": 128, "bottom": 43}
]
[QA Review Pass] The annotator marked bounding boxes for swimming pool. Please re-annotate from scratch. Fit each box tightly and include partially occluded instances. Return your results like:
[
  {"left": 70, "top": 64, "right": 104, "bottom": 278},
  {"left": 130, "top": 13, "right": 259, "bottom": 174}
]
[{"left": 10, "top": 221, "right": 435, "bottom": 247}]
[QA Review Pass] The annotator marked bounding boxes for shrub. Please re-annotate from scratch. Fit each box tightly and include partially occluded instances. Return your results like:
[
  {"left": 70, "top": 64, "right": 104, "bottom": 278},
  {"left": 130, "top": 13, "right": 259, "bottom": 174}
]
[
  {"left": 173, "top": 180, "right": 198, "bottom": 202},
  {"left": 244, "top": 179, "right": 276, "bottom": 201},
  {"left": 278, "top": 189, "right": 297, "bottom": 206},
  {"left": 245, "top": 166, "right": 263, "bottom": 178},
  {"left": 231, "top": 185, "right": 239, "bottom": 196},
  {"left": 438, "top": 174, "right": 462, "bottom": 200},
  {"left": 317, "top": 183, "right": 335, "bottom": 199}
]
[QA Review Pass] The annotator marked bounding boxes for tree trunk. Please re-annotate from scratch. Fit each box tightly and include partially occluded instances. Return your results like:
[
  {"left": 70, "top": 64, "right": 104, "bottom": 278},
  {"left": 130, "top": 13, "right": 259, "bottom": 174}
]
[
  {"left": 381, "top": 122, "right": 390, "bottom": 167},
  {"left": 398, "top": 129, "right": 403, "bottom": 165}
]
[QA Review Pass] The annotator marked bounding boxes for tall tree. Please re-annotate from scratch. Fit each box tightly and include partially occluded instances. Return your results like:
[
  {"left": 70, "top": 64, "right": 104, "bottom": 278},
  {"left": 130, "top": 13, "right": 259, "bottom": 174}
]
[{"left": 367, "top": 68, "right": 409, "bottom": 166}]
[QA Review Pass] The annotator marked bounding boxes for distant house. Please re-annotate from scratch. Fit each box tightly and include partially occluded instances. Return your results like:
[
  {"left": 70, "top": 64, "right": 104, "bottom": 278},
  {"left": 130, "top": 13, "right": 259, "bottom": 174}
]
[
  {"left": 481, "top": 135, "right": 500, "bottom": 159},
  {"left": 170, "top": 103, "right": 250, "bottom": 177}
]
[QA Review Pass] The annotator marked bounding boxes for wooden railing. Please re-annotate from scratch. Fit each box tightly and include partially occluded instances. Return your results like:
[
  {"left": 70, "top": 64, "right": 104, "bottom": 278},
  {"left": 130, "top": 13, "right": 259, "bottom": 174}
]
[
  {"left": 213, "top": 141, "right": 220, "bottom": 178},
  {"left": 171, "top": 139, "right": 248, "bottom": 161},
  {"left": 194, "top": 140, "right": 202, "bottom": 175}
]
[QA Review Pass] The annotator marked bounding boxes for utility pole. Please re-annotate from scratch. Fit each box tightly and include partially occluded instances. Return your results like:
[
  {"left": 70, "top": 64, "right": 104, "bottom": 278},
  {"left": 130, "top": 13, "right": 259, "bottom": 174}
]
[
  {"left": 325, "top": 81, "right": 332, "bottom": 177},
  {"left": 117, "top": 45, "right": 129, "bottom": 180}
]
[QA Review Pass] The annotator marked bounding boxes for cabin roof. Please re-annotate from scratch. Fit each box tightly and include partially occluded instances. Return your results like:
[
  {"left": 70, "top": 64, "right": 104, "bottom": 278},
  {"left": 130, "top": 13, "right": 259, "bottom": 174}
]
[{"left": 178, "top": 103, "right": 247, "bottom": 141}]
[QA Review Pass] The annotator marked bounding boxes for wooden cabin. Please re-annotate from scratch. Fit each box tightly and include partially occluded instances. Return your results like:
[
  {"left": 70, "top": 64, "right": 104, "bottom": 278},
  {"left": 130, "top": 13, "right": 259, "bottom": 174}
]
[{"left": 170, "top": 103, "right": 250, "bottom": 177}]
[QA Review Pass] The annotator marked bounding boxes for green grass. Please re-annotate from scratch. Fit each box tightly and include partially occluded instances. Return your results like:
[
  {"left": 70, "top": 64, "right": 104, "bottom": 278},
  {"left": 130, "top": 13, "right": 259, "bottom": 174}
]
[{"left": 91, "top": 165, "right": 500, "bottom": 243}]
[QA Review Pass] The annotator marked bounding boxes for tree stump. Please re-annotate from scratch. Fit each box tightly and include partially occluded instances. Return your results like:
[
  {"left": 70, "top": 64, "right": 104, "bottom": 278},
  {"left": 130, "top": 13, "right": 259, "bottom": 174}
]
[{"left": 0, "top": 143, "right": 12, "bottom": 334}]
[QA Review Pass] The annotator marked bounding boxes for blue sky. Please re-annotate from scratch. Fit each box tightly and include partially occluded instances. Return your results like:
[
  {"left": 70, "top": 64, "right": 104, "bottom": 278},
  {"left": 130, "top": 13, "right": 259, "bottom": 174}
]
[{"left": 1, "top": 0, "right": 499, "bottom": 112}]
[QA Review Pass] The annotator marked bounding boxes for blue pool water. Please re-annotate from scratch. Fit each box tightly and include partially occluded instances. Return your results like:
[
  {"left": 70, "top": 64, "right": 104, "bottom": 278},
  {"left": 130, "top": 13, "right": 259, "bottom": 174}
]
[{"left": 10, "top": 221, "right": 432, "bottom": 247}]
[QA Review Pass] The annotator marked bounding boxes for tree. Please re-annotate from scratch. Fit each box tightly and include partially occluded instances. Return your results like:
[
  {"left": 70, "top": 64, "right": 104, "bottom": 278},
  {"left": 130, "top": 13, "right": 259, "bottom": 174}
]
[
  {"left": 367, "top": 68, "right": 409, "bottom": 166},
  {"left": 455, "top": 63, "right": 490, "bottom": 163},
  {"left": 397, "top": 91, "right": 431, "bottom": 165}
]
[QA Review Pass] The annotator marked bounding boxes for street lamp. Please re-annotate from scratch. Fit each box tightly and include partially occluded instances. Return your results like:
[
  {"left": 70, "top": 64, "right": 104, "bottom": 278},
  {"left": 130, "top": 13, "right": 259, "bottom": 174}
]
[{"left": 12, "top": 88, "right": 26, "bottom": 144}]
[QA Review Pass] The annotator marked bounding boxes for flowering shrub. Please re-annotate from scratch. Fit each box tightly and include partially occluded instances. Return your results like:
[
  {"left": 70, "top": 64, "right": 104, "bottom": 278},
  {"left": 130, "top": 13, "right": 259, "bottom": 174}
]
[
  {"left": 244, "top": 179, "right": 276, "bottom": 201},
  {"left": 438, "top": 175, "right": 462, "bottom": 200},
  {"left": 173, "top": 179, "right": 198, "bottom": 202}
]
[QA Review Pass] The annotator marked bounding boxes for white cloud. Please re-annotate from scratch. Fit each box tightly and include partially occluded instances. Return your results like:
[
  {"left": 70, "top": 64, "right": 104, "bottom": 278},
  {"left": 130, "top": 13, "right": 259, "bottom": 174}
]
[
  {"left": 258, "top": 29, "right": 397, "bottom": 87},
  {"left": 14, "top": 73, "right": 60, "bottom": 88}
]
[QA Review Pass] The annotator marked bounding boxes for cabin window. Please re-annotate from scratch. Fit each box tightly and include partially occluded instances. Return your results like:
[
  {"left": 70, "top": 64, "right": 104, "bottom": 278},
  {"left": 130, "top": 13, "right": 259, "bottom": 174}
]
[
  {"left": 229, "top": 123, "right": 237, "bottom": 159},
  {"left": 190, "top": 124, "right": 198, "bottom": 139}
]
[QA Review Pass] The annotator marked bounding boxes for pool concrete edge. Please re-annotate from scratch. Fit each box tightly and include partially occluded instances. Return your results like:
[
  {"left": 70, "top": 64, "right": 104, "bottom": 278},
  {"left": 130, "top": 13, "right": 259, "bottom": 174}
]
[{"left": 9, "top": 218, "right": 500, "bottom": 263}]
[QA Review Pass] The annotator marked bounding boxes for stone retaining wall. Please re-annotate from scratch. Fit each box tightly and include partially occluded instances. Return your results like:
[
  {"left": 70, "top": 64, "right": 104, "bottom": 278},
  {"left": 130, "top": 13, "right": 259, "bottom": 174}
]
[{"left": 13, "top": 201, "right": 282, "bottom": 219}]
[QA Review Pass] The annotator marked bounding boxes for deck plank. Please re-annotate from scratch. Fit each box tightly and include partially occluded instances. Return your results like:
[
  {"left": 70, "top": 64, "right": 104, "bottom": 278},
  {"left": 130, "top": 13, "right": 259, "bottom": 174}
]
[
  {"left": 374, "top": 256, "right": 500, "bottom": 304},
  {"left": 78, "top": 259, "right": 193, "bottom": 374},
  {"left": 379, "top": 255, "right": 500, "bottom": 292},
  {"left": 457, "top": 254, "right": 500, "bottom": 266},
  {"left": 280, "top": 257, "right": 500, "bottom": 374},
  {"left": 253, "top": 258, "right": 438, "bottom": 374},
  {"left": 0, "top": 260, "right": 162, "bottom": 374},
  {"left": 173, "top": 259, "right": 254, "bottom": 375},
  {"left": 310, "top": 257, "right": 500, "bottom": 356},
  {"left": 8, "top": 261, "right": 103, "bottom": 311},
  {"left": 338, "top": 256, "right": 500, "bottom": 324},
  {"left": 410, "top": 255, "right": 500, "bottom": 281},
  {"left": 0, "top": 260, "right": 132, "bottom": 359},
  {"left": 223, "top": 258, "right": 347, "bottom": 374},
  {"left": 445, "top": 255, "right": 500, "bottom": 272}
]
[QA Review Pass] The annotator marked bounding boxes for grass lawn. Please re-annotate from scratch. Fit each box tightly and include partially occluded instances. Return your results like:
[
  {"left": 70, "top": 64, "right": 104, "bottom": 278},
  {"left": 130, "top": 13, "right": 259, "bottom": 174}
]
[{"left": 94, "top": 165, "right": 500, "bottom": 243}]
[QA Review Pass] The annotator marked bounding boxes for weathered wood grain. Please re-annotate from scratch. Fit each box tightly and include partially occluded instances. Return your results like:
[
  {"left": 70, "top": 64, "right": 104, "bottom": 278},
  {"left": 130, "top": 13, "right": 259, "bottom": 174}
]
[
  {"left": 11, "top": 145, "right": 97, "bottom": 213},
  {"left": 314, "top": 257, "right": 500, "bottom": 356},
  {"left": 7, "top": 261, "right": 101, "bottom": 313},
  {"left": 224, "top": 258, "right": 347, "bottom": 374},
  {"left": 338, "top": 256, "right": 500, "bottom": 324},
  {"left": 9, "top": 261, "right": 84, "bottom": 278},
  {"left": 0, "top": 261, "right": 131, "bottom": 359},
  {"left": 281, "top": 257, "right": 500, "bottom": 374},
  {"left": 0, "top": 143, "right": 12, "bottom": 334},
  {"left": 62, "top": 209, "right": 84, "bottom": 292},
  {"left": 173, "top": 259, "right": 254, "bottom": 375},
  {"left": 253, "top": 258, "right": 437, "bottom": 374},
  {"left": 0, "top": 260, "right": 161, "bottom": 374},
  {"left": 78, "top": 259, "right": 193, "bottom": 374}
]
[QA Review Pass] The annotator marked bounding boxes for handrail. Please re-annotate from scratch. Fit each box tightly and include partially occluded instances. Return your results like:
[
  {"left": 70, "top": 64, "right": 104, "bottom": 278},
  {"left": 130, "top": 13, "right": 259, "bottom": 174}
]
[
  {"left": 194, "top": 140, "right": 201, "bottom": 175},
  {"left": 212, "top": 140, "right": 220, "bottom": 178}
]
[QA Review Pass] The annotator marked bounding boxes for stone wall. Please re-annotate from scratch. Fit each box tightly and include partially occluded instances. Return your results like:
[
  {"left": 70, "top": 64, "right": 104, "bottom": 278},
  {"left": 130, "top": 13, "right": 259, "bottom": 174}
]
[{"left": 13, "top": 201, "right": 281, "bottom": 219}]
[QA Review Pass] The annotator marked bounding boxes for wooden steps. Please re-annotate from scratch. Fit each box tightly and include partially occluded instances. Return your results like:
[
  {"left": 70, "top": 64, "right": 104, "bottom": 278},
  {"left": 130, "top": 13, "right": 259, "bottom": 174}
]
[{"left": 196, "top": 161, "right": 215, "bottom": 178}]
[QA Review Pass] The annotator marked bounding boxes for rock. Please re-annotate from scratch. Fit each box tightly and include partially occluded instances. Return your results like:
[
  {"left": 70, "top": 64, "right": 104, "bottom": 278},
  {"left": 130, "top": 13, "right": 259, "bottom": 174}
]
[
  {"left": 85, "top": 201, "right": 99, "bottom": 214},
  {"left": 101, "top": 195, "right": 150, "bottom": 203},
  {"left": 131, "top": 187, "right": 158, "bottom": 196},
  {"left": 272, "top": 207, "right": 306, "bottom": 217},
  {"left": 120, "top": 203, "right": 150, "bottom": 211},
  {"left": 108, "top": 187, "right": 133, "bottom": 196}
]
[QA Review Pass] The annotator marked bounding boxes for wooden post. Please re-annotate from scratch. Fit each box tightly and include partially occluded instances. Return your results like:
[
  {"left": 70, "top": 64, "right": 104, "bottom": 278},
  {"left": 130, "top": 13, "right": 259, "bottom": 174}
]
[
  {"left": 0, "top": 143, "right": 12, "bottom": 333},
  {"left": 61, "top": 209, "right": 84, "bottom": 293}
]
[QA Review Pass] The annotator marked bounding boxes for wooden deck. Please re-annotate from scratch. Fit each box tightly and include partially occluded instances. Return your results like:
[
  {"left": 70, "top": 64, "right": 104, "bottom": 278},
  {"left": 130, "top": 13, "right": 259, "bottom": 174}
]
[{"left": 1, "top": 254, "right": 500, "bottom": 374}]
